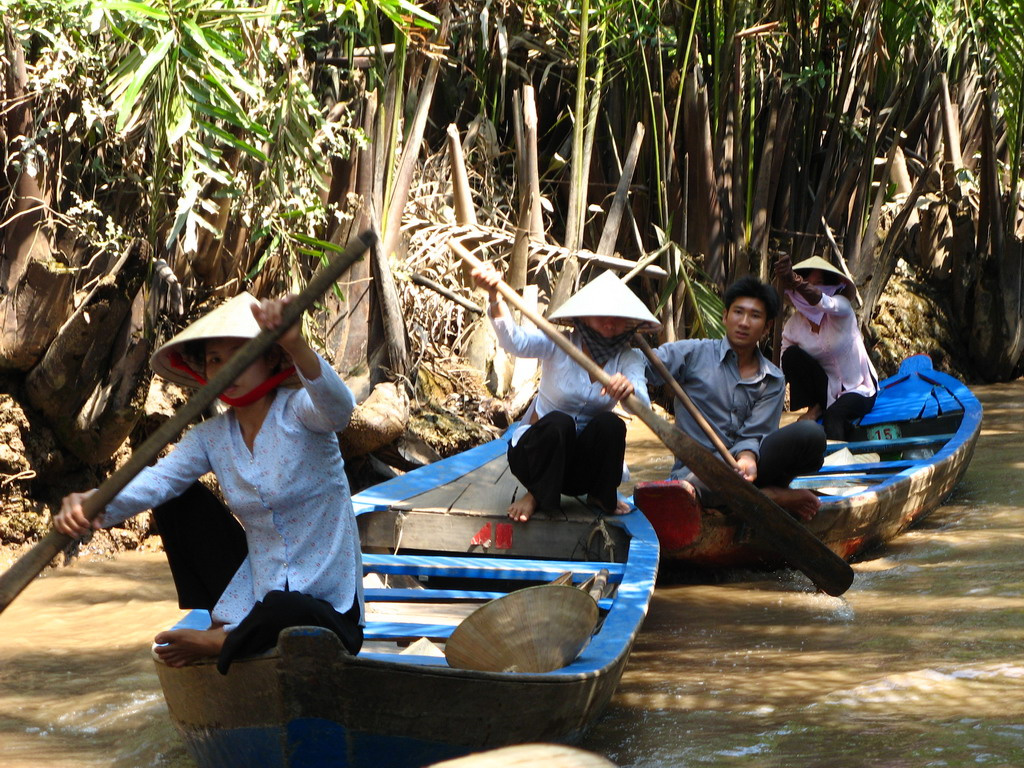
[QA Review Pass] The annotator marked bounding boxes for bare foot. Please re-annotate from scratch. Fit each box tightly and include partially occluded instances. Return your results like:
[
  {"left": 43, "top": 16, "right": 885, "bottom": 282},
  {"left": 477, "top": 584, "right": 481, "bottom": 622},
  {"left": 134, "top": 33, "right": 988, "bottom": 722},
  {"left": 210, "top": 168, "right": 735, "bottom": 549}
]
[
  {"left": 508, "top": 491, "right": 539, "bottom": 522},
  {"left": 676, "top": 479, "right": 698, "bottom": 500},
  {"left": 797, "top": 404, "right": 823, "bottom": 422},
  {"left": 585, "top": 495, "right": 632, "bottom": 515},
  {"left": 153, "top": 627, "right": 228, "bottom": 667},
  {"left": 761, "top": 486, "right": 820, "bottom": 522}
]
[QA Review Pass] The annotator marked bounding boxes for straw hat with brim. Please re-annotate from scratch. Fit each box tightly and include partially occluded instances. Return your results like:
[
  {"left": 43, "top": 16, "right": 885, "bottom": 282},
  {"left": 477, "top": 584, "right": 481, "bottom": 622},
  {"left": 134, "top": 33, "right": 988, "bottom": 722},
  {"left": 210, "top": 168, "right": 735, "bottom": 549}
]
[
  {"left": 791, "top": 256, "right": 855, "bottom": 294},
  {"left": 443, "top": 584, "right": 599, "bottom": 673},
  {"left": 547, "top": 270, "right": 661, "bottom": 332},
  {"left": 151, "top": 292, "right": 294, "bottom": 388}
]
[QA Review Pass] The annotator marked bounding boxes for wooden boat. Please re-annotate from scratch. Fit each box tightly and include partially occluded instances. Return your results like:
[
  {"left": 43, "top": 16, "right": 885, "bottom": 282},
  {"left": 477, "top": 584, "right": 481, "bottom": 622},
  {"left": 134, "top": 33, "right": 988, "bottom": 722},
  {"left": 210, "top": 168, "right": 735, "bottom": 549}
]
[
  {"left": 153, "top": 436, "right": 659, "bottom": 768},
  {"left": 634, "top": 355, "right": 982, "bottom": 568}
]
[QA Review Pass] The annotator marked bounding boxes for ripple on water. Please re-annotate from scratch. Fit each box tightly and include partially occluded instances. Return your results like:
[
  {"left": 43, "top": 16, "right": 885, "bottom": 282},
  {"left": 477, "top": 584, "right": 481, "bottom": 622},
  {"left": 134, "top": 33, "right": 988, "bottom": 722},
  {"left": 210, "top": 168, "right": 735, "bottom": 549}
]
[{"left": 820, "top": 663, "right": 1024, "bottom": 716}]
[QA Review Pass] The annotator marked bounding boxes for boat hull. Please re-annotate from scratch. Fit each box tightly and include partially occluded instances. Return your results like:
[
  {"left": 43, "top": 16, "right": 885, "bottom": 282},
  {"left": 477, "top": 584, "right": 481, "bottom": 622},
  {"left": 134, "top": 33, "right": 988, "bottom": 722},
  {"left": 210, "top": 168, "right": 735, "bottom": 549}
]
[
  {"left": 636, "top": 355, "right": 982, "bottom": 568},
  {"left": 157, "top": 628, "right": 633, "bottom": 768},
  {"left": 155, "top": 437, "right": 659, "bottom": 768}
]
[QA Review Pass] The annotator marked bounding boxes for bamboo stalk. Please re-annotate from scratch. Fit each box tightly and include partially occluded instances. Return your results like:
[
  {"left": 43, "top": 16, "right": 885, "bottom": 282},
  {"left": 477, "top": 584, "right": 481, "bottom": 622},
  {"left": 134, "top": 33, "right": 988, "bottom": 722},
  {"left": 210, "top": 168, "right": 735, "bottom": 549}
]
[
  {"left": 522, "top": 85, "right": 544, "bottom": 240},
  {"left": 508, "top": 185, "right": 532, "bottom": 292},
  {"left": 595, "top": 123, "right": 645, "bottom": 258},
  {"left": 447, "top": 124, "right": 477, "bottom": 227},
  {"left": 377, "top": 18, "right": 450, "bottom": 380}
]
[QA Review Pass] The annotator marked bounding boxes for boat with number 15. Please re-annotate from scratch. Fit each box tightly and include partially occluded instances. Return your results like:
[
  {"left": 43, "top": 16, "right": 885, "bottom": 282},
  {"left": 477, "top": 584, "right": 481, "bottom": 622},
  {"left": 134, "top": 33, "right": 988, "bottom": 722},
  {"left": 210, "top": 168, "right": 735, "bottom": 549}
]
[{"left": 634, "top": 355, "right": 982, "bottom": 569}]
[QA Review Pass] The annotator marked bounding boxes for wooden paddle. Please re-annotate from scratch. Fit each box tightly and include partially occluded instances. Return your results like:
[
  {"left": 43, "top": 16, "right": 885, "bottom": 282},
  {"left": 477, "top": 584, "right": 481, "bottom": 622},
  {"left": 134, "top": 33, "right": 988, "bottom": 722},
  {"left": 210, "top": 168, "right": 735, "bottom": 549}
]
[
  {"left": 634, "top": 333, "right": 740, "bottom": 469},
  {"left": 451, "top": 240, "right": 853, "bottom": 596},
  {"left": 0, "top": 230, "right": 377, "bottom": 614}
]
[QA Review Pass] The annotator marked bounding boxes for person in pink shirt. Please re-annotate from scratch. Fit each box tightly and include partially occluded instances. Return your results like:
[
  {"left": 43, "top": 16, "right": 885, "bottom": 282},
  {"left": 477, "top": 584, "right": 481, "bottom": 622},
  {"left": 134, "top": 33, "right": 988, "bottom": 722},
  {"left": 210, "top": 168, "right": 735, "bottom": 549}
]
[{"left": 775, "top": 255, "right": 878, "bottom": 441}]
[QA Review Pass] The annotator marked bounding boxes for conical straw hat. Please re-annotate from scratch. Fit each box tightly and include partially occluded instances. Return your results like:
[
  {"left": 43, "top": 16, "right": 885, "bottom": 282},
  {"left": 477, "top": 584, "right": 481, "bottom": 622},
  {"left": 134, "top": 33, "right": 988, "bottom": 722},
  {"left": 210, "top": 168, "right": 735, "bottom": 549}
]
[
  {"left": 151, "top": 292, "right": 290, "bottom": 387},
  {"left": 791, "top": 256, "right": 855, "bottom": 293},
  {"left": 547, "top": 270, "right": 661, "bottom": 331},
  {"left": 444, "top": 584, "right": 599, "bottom": 673}
]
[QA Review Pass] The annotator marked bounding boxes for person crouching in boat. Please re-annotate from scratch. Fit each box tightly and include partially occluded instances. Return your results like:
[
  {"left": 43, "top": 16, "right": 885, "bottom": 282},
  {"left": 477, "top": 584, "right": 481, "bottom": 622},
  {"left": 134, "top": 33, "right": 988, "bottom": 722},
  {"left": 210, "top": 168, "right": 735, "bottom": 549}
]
[
  {"left": 472, "top": 263, "right": 660, "bottom": 522},
  {"left": 52, "top": 292, "right": 364, "bottom": 672},
  {"left": 774, "top": 254, "right": 878, "bottom": 441},
  {"left": 646, "top": 277, "right": 826, "bottom": 522}
]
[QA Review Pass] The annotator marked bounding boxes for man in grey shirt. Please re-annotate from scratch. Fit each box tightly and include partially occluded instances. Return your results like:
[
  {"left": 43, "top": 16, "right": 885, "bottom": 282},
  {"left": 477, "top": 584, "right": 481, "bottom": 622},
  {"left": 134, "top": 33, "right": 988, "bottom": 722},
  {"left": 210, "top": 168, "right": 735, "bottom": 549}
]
[{"left": 646, "top": 276, "right": 825, "bottom": 521}]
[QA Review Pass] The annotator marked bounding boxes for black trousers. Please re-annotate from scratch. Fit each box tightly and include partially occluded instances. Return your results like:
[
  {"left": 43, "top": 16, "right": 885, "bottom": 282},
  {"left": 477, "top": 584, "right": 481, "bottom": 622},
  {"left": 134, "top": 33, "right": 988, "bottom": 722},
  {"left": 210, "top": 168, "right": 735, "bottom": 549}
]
[
  {"left": 756, "top": 420, "right": 827, "bottom": 488},
  {"left": 781, "top": 345, "right": 876, "bottom": 441},
  {"left": 152, "top": 482, "right": 362, "bottom": 673},
  {"left": 506, "top": 410, "right": 627, "bottom": 513},
  {"left": 680, "top": 421, "right": 826, "bottom": 507}
]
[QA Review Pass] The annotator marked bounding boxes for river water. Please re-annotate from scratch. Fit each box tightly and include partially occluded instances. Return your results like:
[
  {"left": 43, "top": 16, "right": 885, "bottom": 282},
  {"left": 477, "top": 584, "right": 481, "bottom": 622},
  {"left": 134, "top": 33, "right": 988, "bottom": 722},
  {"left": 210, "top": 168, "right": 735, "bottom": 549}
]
[{"left": 1, "top": 383, "right": 1022, "bottom": 767}]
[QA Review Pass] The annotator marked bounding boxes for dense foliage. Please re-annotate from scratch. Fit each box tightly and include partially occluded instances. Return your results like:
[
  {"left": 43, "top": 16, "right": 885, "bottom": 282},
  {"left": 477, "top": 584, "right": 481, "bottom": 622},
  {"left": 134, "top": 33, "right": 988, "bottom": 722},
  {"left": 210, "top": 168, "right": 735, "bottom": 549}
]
[{"left": 0, "top": 0, "right": 1021, "bottom": 477}]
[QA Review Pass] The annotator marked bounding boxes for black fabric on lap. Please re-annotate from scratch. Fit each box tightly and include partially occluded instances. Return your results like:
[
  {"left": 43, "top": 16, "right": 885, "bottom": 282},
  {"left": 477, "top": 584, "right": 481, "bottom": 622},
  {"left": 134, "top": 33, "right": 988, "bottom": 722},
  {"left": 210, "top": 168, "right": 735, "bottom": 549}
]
[{"left": 217, "top": 590, "right": 363, "bottom": 675}]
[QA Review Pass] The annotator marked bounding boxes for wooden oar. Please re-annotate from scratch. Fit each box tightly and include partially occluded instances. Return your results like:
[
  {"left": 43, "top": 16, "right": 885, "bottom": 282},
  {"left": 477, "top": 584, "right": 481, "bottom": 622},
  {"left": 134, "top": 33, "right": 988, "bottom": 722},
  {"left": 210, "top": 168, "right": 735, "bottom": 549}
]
[
  {"left": 451, "top": 240, "right": 853, "bottom": 596},
  {"left": 0, "top": 230, "right": 377, "bottom": 614},
  {"left": 634, "top": 333, "right": 739, "bottom": 469}
]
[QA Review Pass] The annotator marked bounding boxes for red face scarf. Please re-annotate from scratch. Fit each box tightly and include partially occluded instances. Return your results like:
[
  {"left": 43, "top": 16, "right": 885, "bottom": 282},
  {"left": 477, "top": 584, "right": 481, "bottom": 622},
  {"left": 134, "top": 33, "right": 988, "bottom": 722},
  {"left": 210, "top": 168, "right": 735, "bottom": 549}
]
[{"left": 167, "top": 350, "right": 296, "bottom": 407}]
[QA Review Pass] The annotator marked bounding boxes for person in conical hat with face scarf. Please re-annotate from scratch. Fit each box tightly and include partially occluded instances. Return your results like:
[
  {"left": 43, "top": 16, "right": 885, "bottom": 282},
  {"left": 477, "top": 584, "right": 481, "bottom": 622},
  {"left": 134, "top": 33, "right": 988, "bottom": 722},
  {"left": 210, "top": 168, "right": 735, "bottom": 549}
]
[
  {"left": 53, "top": 293, "right": 364, "bottom": 672},
  {"left": 774, "top": 254, "right": 878, "bottom": 441},
  {"left": 473, "top": 263, "right": 660, "bottom": 522}
]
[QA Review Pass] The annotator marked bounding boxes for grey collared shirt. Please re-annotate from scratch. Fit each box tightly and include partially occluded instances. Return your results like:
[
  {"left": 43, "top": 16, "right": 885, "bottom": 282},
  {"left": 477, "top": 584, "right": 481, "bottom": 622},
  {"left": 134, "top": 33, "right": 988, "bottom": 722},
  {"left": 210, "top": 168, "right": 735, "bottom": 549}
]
[{"left": 646, "top": 337, "right": 785, "bottom": 476}]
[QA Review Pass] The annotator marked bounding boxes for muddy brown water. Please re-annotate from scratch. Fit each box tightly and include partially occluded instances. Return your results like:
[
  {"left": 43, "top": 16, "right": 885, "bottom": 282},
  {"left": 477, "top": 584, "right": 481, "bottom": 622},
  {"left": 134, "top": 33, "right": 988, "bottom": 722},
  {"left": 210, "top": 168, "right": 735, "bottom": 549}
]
[{"left": 1, "top": 383, "right": 1022, "bottom": 767}]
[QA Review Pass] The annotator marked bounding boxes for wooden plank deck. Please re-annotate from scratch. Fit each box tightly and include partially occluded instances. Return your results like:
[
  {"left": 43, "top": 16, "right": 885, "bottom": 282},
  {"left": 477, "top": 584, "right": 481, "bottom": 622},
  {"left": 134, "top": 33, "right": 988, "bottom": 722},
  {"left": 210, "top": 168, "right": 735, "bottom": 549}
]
[
  {"left": 348, "top": 444, "right": 635, "bottom": 663},
  {"left": 825, "top": 434, "right": 954, "bottom": 455},
  {"left": 362, "top": 553, "right": 625, "bottom": 582},
  {"left": 388, "top": 452, "right": 606, "bottom": 524}
]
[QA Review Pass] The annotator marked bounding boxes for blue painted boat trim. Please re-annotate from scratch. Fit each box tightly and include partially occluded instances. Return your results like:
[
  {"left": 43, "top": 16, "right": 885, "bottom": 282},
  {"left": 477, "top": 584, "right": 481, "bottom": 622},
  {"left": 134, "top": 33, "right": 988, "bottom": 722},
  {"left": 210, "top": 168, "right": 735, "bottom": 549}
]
[
  {"left": 362, "top": 552, "right": 625, "bottom": 582},
  {"left": 348, "top": 433, "right": 660, "bottom": 680},
  {"left": 825, "top": 433, "right": 955, "bottom": 455},
  {"left": 813, "top": 355, "right": 982, "bottom": 503},
  {"left": 364, "top": 587, "right": 613, "bottom": 611},
  {"left": 351, "top": 437, "right": 510, "bottom": 514}
]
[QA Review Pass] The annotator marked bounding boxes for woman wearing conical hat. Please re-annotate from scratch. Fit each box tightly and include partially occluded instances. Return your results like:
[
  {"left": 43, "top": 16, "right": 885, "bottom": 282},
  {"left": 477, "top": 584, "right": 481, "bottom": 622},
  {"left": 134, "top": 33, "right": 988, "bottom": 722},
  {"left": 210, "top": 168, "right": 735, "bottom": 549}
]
[
  {"left": 473, "top": 263, "right": 660, "bottom": 522},
  {"left": 53, "top": 293, "right": 364, "bottom": 671},
  {"left": 775, "top": 254, "right": 878, "bottom": 441}
]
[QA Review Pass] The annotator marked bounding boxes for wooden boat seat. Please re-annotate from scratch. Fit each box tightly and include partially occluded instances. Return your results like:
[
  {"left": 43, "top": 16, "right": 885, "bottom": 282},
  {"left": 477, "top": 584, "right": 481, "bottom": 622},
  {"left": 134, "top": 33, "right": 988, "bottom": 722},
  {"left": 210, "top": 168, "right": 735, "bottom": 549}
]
[
  {"left": 364, "top": 587, "right": 613, "bottom": 611},
  {"left": 825, "top": 433, "right": 954, "bottom": 455},
  {"left": 362, "top": 553, "right": 625, "bottom": 583},
  {"left": 363, "top": 620, "right": 458, "bottom": 641},
  {"left": 357, "top": 651, "right": 451, "bottom": 666}
]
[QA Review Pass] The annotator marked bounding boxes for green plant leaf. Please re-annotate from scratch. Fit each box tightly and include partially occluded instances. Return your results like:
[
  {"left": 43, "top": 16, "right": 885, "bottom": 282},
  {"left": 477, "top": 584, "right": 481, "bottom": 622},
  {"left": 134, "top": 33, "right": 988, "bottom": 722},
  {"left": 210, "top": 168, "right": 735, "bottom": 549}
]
[{"left": 115, "top": 28, "right": 175, "bottom": 132}]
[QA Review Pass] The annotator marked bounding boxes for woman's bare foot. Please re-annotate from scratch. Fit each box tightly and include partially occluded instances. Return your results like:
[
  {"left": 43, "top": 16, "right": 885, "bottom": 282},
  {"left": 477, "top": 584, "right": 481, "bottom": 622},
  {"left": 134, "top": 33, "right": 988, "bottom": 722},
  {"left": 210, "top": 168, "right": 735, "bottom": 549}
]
[
  {"left": 761, "top": 486, "right": 820, "bottom": 522},
  {"left": 585, "top": 495, "right": 632, "bottom": 515},
  {"left": 508, "top": 491, "right": 539, "bottom": 522},
  {"left": 153, "top": 627, "right": 228, "bottom": 667}
]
